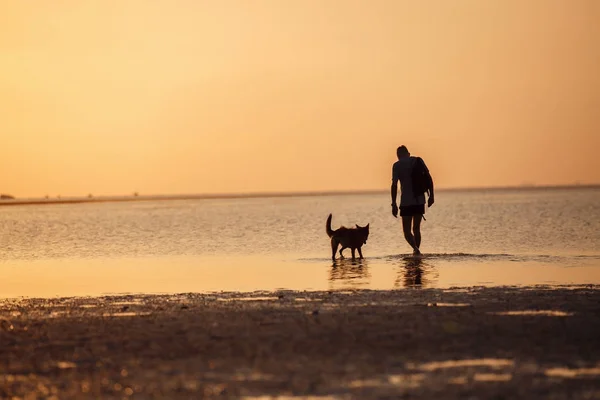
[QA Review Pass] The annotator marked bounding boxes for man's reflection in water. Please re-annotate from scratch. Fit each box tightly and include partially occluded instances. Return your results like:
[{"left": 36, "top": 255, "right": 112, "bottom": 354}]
[
  {"left": 329, "top": 259, "right": 371, "bottom": 289},
  {"left": 395, "top": 257, "right": 437, "bottom": 288}
]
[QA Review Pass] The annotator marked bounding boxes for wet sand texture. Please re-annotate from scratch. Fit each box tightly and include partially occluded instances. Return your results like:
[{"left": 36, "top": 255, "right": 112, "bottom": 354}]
[{"left": 1, "top": 286, "right": 600, "bottom": 399}]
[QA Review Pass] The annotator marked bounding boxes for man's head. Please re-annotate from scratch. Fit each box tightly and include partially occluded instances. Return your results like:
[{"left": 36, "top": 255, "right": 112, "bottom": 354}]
[{"left": 397, "top": 145, "right": 410, "bottom": 159}]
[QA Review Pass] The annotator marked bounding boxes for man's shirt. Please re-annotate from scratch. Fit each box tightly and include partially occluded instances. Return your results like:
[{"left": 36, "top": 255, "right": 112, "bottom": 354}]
[{"left": 392, "top": 156, "right": 426, "bottom": 207}]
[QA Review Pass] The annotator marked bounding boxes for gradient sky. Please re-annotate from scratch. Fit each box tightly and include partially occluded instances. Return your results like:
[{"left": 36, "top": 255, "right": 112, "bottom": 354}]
[{"left": 2, "top": 1, "right": 599, "bottom": 197}]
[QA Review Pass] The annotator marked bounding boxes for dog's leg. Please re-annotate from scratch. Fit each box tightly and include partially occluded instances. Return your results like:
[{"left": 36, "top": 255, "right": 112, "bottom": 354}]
[
  {"left": 339, "top": 246, "right": 346, "bottom": 259},
  {"left": 351, "top": 248, "right": 356, "bottom": 260},
  {"left": 331, "top": 239, "right": 339, "bottom": 261},
  {"left": 358, "top": 246, "right": 364, "bottom": 259}
]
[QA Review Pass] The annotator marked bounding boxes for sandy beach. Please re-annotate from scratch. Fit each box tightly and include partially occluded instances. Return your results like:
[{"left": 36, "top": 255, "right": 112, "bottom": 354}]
[{"left": 1, "top": 286, "right": 599, "bottom": 399}]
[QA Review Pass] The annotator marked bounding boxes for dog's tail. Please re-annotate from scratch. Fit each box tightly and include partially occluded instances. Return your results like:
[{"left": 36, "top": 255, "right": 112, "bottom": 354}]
[{"left": 326, "top": 213, "right": 334, "bottom": 237}]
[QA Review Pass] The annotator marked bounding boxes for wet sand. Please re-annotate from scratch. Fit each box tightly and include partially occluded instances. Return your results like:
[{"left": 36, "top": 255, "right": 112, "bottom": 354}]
[{"left": 1, "top": 286, "right": 600, "bottom": 399}]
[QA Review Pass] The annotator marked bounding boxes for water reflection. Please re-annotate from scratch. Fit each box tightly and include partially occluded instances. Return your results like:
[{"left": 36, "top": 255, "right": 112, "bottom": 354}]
[
  {"left": 395, "top": 257, "right": 438, "bottom": 288},
  {"left": 328, "top": 259, "right": 371, "bottom": 289}
]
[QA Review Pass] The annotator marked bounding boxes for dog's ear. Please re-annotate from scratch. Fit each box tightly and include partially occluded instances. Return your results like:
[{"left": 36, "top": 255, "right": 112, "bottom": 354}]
[
  {"left": 355, "top": 224, "right": 360, "bottom": 228},
  {"left": 366, "top": 223, "right": 370, "bottom": 229}
]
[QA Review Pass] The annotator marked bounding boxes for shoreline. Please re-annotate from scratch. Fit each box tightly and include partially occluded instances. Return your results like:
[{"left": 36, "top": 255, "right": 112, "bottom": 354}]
[
  {"left": 2, "top": 285, "right": 599, "bottom": 399},
  {"left": 0, "top": 282, "right": 598, "bottom": 301}
]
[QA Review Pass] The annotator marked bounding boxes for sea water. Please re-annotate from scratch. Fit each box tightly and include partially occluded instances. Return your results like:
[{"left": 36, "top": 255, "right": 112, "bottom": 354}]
[{"left": 1, "top": 187, "right": 599, "bottom": 297}]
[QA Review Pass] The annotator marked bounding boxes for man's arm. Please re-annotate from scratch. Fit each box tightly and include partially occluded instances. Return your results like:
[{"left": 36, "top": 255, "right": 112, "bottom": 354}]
[
  {"left": 391, "top": 182, "right": 398, "bottom": 217},
  {"left": 427, "top": 180, "right": 435, "bottom": 207},
  {"left": 423, "top": 160, "right": 435, "bottom": 207},
  {"left": 391, "top": 164, "right": 399, "bottom": 217}
]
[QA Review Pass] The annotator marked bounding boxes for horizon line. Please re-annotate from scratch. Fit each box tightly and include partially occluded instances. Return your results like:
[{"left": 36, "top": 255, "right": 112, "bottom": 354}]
[{"left": 1, "top": 183, "right": 599, "bottom": 207}]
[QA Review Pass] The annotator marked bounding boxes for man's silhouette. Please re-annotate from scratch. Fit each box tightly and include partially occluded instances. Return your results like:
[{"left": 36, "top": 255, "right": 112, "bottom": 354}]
[{"left": 391, "top": 145, "right": 434, "bottom": 255}]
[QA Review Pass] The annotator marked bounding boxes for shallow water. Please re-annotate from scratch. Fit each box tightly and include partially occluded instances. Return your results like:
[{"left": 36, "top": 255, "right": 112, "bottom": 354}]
[{"left": 1, "top": 187, "right": 599, "bottom": 297}]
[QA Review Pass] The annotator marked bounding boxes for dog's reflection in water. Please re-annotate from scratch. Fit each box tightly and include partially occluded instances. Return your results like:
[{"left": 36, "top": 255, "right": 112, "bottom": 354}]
[
  {"left": 395, "top": 257, "right": 437, "bottom": 288},
  {"left": 329, "top": 259, "right": 371, "bottom": 289}
]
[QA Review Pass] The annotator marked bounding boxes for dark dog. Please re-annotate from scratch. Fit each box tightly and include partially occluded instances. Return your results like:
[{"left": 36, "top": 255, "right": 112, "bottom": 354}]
[{"left": 326, "top": 214, "right": 369, "bottom": 261}]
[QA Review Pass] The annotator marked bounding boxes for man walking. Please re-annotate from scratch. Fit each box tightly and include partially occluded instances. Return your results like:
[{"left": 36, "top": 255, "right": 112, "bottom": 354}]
[{"left": 391, "top": 145, "right": 434, "bottom": 255}]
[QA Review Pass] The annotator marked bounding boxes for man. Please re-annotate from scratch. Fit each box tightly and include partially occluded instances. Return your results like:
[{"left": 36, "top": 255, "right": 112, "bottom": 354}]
[{"left": 391, "top": 145, "right": 434, "bottom": 255}]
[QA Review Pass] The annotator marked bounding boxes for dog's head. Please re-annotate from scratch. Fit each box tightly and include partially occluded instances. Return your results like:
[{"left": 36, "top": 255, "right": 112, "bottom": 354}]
[{"left": 355, "top": 223, "right": 370, "bottom": 244}]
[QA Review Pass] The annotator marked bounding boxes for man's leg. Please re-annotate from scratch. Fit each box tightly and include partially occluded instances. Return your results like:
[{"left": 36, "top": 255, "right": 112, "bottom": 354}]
[
  {"left": 402, "top": 216, "right": 419, "bottom": 253},
  {"left": 413, "top": 214, "right": 423, "bottom": 250}
]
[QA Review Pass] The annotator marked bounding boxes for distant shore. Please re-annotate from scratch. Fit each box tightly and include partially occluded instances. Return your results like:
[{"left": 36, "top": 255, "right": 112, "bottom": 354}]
[
  {"left": 1, "top": 286, "right": 599, "bottom": 399},
  {"left": 0, "top": 184, "right": 598, "bottom": 208}
]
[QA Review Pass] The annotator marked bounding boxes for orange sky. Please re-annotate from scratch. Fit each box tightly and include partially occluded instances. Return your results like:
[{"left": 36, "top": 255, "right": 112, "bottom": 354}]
[{"left": 1, "top": 1, "right": 599, "bottom": 197}]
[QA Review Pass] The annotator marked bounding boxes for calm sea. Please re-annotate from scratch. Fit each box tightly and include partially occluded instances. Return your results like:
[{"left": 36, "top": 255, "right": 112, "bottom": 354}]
[{"left": 1, "top": 188, "right": 599, "bottom": 297}]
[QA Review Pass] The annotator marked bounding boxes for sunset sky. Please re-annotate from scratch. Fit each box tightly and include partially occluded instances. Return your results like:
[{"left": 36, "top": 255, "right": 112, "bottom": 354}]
[{"left": 1, "top": 0, "right": 599, "bottom": 197}]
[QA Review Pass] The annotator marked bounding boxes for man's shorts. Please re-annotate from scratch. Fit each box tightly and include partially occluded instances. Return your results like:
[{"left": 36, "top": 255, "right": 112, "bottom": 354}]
[{"left": 400, "top": 204, "right": 425, "bottom": 217}]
